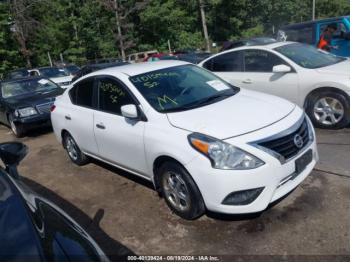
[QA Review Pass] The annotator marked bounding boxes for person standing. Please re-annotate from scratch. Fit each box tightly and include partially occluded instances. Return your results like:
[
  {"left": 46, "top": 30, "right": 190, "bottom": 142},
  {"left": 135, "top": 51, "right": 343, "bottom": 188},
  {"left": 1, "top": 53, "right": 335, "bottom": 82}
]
[{"left": 317, "top": 23, "right": 338, "bottom": 51}]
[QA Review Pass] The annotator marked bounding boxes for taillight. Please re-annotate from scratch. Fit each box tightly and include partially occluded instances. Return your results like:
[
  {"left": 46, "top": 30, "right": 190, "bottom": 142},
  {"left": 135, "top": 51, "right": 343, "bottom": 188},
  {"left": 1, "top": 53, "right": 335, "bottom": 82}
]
[{"left": 50, "top": 105, "right": 56, "bottom": 112}]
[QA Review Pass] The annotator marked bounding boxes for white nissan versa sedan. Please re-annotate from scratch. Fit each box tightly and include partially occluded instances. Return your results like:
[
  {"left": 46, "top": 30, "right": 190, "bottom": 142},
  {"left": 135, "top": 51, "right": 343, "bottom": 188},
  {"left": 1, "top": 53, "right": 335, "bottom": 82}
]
[
  {"left": 51, "top": 61, "right": 318, "bottom": 220},
  {"left": 199, "top": 41, "right": 350, "bottom": 129}
]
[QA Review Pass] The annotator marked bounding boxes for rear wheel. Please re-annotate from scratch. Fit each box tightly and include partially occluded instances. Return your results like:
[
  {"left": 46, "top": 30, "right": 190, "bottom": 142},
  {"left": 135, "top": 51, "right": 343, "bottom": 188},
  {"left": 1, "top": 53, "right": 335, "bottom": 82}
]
[
  {"left": 8, "top": 114, "right": 25, "bottom": 138},
  {"left": 63, "top": 133, "right": 89, "bottom": 165},
  {"left": 306, "top": 91, "right": 350, "bottom": 129},
  {"left": 158, "top": 161, "right": 205, "bottom": 220}
]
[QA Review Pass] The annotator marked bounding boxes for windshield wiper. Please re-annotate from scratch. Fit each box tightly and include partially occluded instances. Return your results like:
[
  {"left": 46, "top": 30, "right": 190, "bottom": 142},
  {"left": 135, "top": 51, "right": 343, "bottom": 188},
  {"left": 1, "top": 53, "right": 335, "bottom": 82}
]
[
  {"left": 163, "top": 91, "right": 234, "bottom": 113},
  {"left": 162, "top": 103, "right": 202, "bottom": 113},
  {"left": 192, "top": 92, "right": 233, "bottom": 107}
]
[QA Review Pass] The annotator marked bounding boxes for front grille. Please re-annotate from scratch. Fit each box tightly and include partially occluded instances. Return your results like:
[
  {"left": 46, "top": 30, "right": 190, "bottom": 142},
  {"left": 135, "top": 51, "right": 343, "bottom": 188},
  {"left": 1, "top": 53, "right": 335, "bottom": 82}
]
[
  {"left": 36, "top": 102, "right": 54, "bottom": 114},
  {"left": 258, "top": 118, "right": 310, "bottom": 161}
]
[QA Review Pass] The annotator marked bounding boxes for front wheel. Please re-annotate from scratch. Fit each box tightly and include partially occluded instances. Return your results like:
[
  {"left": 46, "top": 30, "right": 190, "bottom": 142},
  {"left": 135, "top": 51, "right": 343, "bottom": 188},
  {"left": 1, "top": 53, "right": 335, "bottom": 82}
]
[
  {"left": 63, "top": 133, "right": 89, "bottom": 166},
  {"left": 158, "top": 162, "right": 205, "bottom": 220},
  {"left": 306, "top": 91, "right": 350, "bottom": 129},
  {"left": 9, "top": 114, "right": 25, "bottom": 138}
]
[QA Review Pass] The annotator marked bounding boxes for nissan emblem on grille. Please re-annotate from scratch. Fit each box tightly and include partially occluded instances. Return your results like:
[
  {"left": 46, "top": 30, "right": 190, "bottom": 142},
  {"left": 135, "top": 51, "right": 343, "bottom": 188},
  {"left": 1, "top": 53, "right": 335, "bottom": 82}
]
[
  {"left": 256, "top": 118, "right": 309, "bottom": 161},
  {"left": 293, "top": 134, "right": 304, "bottom": 149}
]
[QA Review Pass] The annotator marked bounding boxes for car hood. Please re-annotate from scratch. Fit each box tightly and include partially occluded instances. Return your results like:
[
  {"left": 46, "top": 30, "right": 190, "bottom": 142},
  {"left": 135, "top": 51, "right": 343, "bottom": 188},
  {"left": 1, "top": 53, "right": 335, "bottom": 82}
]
[
  {"left": 4, "top": 89, "right": 63, "bottom": 109},
  {"left": 49, "top": 75, "right": 72, "bottom": 84},
  {"left": 166, "top": 89, "right": 295, "bottom": 139},
  {"left": 316, "top": 59, "right": 350, "bottom": 76}
]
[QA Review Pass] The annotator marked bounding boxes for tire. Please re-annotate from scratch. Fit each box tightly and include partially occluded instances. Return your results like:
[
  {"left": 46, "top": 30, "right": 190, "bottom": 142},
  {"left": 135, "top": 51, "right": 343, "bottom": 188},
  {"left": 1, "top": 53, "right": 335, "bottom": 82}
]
[
  {"left": 63, "top": 133, "right": 89, "bottom": 166},
  {"left": 306, "top": 91, "right": 350, "bottom": 129},
  {"left": 8, "top": 114, "right": 25, "bottom": 138},
  {"left": 158, "top": 161, "right": 205, "bottom": 220}
]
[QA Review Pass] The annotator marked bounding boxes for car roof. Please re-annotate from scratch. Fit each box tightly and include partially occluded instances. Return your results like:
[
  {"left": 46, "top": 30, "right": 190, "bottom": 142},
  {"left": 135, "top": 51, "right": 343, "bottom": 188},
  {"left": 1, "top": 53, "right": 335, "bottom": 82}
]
[
  {"left": 224, "top": 37, "right": 277, "bottom": 46},
  {"left": 85, "top": 61, "right": 129, "bottom": 69},
  {"left": 217, "top": 41, "right": 293, "bottom": 54},
  {"left": 0, "top": 76, "right": 46, "bottom": 84},
  {"left": 91, "top": 60, "right": 190, "bottom": 77},
  {"left": 281, "top": 15, "right": 350, "bottom": 29},
  {"left": 35, "top": 66, "right": 60, "bottom": 70}
]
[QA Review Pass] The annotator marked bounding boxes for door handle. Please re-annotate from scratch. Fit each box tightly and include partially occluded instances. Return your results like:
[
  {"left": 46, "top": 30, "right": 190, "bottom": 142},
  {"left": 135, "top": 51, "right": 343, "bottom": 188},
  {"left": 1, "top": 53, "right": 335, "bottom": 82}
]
[
  {"left": 65, "top": 115, "right": 71, "bottom": 120},
  {"left": 96, "top": 123, "right": 106, "bottom": 129},
  {"left": 242, "top": 79, "right": 252, "bottom": 84}
]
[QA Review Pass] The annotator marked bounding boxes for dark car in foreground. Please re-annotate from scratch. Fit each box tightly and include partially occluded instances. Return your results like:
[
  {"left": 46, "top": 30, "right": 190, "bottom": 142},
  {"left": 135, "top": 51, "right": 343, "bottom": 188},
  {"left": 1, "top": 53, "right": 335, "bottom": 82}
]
[
  {"left": 0, "top": 142, "right": 108, "bottom": 261},
  {"left": 0, "top": 77, "right": 64, "bottom": 137}
]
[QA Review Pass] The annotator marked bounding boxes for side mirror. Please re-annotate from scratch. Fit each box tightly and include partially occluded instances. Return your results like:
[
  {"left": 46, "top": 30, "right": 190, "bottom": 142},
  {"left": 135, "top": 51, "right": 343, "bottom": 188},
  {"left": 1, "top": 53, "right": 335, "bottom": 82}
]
[
  {"left": 121, "top": 104, "right": 139, "bottom": 120},
  {"left": 272, "top": 64, "right": 292, "bottom": 73},
  {"left": 0, "top": 142, "right": 28, "bottom": 179}
]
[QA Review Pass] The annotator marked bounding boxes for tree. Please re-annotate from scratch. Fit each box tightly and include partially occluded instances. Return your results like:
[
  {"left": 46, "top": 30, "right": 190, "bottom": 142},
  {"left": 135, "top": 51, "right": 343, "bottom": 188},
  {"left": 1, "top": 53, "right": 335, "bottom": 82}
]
[
  {"left": 2, "top": 0, "right": 350, "bottom": 72},
  {"left": 0, "top": 1, "right": 23, "bottom": 78},
  {"left": 99, "top": 0, "right": 148, "bottom": 59},
  {"left": 9, "top": 0, "right": 39, "bottom": 67},
  {"left": 199, "top": 0, "right": 210, "bottom": 52},
  {"left": 139, "top": 0, "right": 204, "bottom": 51}
]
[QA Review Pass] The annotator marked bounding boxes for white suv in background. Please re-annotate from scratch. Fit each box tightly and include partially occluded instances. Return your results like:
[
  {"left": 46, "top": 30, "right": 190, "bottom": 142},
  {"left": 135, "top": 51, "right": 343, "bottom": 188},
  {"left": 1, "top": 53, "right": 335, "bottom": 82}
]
[
  {"left": 51, "top": 61, "right": 318, "bottom": 220},
  {"left": 199, "top": 41, "right": 350, "bottom": 129}
]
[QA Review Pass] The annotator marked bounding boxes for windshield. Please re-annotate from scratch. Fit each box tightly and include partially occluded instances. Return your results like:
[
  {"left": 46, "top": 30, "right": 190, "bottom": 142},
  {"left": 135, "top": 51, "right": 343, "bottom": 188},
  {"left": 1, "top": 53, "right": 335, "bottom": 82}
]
[
  {"left": 1, "top": 78, "right": 60, "bottom": 98},
  {"left": 39, "top": 68, "right": 69, "bottom": 78},
  {"left": 274, "top": 43, "right": 346, "bottom": 69},
  {"left": 64, "top": 65, "right": 80, "bottom": 74},
  {"left": 130, "top": 65, "right": 238, "bottom": 113}
]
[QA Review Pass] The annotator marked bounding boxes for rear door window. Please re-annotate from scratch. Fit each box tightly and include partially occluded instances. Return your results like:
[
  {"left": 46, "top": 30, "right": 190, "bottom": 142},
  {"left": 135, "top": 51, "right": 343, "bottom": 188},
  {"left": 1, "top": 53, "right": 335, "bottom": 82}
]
[
  {"left": 69, "top": 78, "right": 95, "bottom": 108},
  {"left": 203, "top": 51, "right": 243, "bottom": 72}
]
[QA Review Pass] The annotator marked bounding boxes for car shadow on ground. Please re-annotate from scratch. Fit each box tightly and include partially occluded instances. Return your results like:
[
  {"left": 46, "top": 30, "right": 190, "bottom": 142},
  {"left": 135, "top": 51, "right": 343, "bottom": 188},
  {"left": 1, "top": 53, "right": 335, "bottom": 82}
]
[
  {"left": 90, "top": 158, "right": 155, "bottom": 191},
  {"left": 24, "top": 126, "right": 53, "bottom": 138},
  {"left": 91, "top": 158, "right": 295, "bottom": 223},
  {"left": 0, "top": 124, "right": 53, "bottom": 139},
  {"left": 21, "top": 176, "right": 136, "bottom": 260}
]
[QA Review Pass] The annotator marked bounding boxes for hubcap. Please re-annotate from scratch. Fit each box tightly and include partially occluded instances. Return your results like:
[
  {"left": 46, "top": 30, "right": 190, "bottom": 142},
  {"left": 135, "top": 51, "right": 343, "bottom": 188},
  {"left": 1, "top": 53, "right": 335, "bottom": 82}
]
[
  {"left": 313, "top": 97, "right": 344, "bottom": 126},
  {"left": 65, "top": 136, "right": 78, "bottom": 161},
  {"left": 162, "top": 172, "right": 191, "bottom": 212}
]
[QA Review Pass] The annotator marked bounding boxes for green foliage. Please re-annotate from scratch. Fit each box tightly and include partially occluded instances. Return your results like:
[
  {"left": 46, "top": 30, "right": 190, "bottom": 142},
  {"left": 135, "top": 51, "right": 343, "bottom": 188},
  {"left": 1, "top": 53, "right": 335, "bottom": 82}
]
[
  {"left": 1, "top": 0, "right": 350, "bottom": 73},
  {"left": 138, "top": 0, "right": 203, "bottom": 51},
  {"left": 316, "top": 0, "right": 350, "bottom": 18},
  {"left": 0, "top": 1, "right": 24, "bottom": 78}
]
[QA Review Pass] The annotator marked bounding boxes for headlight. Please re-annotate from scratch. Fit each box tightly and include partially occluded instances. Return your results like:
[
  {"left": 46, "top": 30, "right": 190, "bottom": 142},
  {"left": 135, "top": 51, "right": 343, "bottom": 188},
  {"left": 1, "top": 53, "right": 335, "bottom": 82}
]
[
  {"left": 305, "top": 115, "right": 315, "bottom": 142},
  {"left": 188, "top": 133, "right": 264, "bottom": 170},
  {"left": 16, "top": 107, "right": 38, "bottom": 117}
]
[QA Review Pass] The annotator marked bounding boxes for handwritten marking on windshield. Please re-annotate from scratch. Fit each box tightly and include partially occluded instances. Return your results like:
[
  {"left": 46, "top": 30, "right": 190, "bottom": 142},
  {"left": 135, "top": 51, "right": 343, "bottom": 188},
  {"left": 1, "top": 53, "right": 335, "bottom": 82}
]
[
  {"left": 157, "top": 95, "right": 178, "bottom": 110},
  {"left": 131, "top": 72, "right": 180, "bottom": 85},
  {"left": 144, "top": 81, "right": 159, "bottom": 88}
]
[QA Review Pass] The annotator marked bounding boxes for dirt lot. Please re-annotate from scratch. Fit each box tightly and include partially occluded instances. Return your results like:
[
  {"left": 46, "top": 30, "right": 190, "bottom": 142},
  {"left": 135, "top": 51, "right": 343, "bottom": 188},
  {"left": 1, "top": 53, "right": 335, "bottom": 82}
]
[{"left": 0, "top": 125, "right": 349, "bottom": 260}]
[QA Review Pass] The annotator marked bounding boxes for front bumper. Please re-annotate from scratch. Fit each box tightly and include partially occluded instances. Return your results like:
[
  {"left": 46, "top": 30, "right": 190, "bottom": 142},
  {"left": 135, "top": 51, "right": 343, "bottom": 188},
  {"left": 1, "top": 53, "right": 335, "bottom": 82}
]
[
  {"left": 185, "top": 134, "right": 318, "bottom": 215},
  {"left": 14, "top": 113, "right": 51, "bottom": 129}
]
